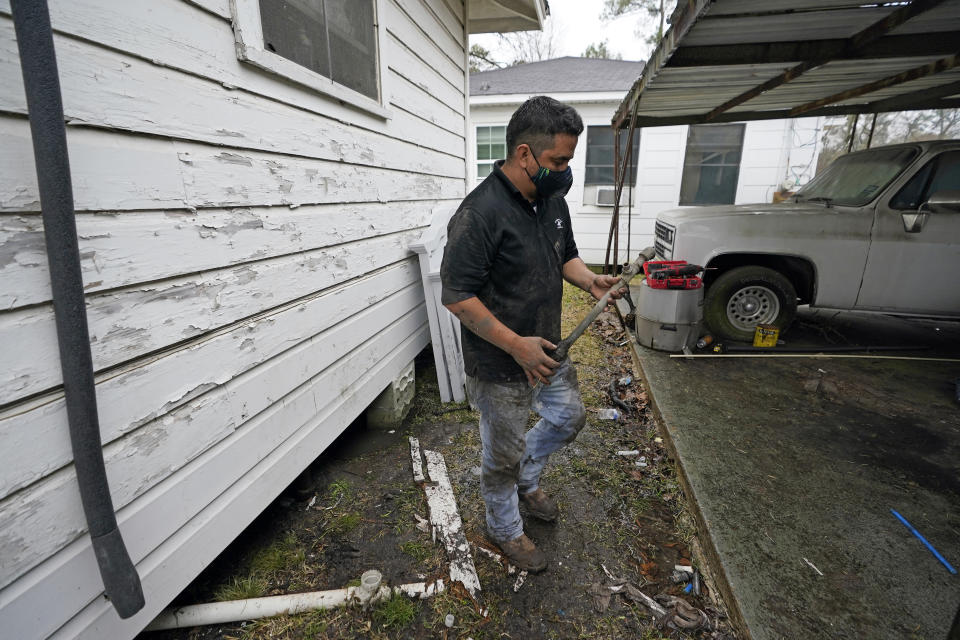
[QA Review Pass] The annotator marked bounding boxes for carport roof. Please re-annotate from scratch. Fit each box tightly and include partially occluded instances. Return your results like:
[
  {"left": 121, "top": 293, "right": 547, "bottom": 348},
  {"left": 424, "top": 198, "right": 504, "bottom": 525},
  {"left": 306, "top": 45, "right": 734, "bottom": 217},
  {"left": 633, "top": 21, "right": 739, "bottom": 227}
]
[{"left": 612, "top": 0, "right": 960, "bottom": 129}]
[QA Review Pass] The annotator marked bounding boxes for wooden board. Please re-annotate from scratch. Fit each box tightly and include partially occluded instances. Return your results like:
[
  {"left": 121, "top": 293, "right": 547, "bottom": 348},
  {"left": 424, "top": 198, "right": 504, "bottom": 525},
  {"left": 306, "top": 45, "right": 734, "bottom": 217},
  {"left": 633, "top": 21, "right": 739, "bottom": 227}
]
[
  {"left": 0, "top": 0, "right": 467, "bottom": 149},
  {"left": 0, "top": 264, "right": 422, "bottom": 500},
  {"left": 0, "top": 118, "right": 465, "bottom": 214},
  {"left": 0, "top": 201, "right": 452, "bottom": 309},
  {"left": 0, "top": 302, "right": 427, "bottom": 590},
  {"left": 181, "top": 0, "right": 230, "bottom": 19},
  {"left": 384, "top": 29, "right": 465, "bottom": 117},
  {"left": 423, "top": 448, "right": 481, "bottom": 597},
  {"left": 0, "top": 229, "right": 424, "bottom": 406},
  {"left": 2, "top": 327, "right": 428, "bottom": 640},
  {"left": 424, "top": 0, "right": 465, "bottom": 42},
  {"left": 0, "top": 18, "right": 464, "bottom": 178},
  {"left": 388, "top": 68, "right": 466, "bottom": 137},
  {"left": 391, "top": 0, "right": 465, "bottom": 73}
]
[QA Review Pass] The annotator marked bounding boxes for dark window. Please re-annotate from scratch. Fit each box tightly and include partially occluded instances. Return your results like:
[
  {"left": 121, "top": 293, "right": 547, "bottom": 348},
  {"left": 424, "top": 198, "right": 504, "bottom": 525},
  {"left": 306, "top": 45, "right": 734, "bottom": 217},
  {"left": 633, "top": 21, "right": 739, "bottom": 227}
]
[
  {"left": 679, "top": 124, "right": 745, "bottom": 205},
  {"left": 585, "top": 126, "right": 640, "bottom": 186},
  {"left": 890, "top": 151, "right": 960, "bottom": 210},
  {"left": 476, "top": 125, "right": 506, "bottom": 179},
  {"left": 259, "top": 0, "right": 378, "bottom": 100}
]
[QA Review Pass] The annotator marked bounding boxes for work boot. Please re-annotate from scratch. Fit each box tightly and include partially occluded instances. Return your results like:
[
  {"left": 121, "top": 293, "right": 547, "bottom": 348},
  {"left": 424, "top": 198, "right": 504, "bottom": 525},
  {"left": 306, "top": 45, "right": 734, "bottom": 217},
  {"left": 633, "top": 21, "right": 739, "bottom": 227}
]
[
  {"left": 496, "top": 534, "right": 547, "bottom": 572},
  {"left": 519, "top": 488, "right": 559, "bottom": 522}
]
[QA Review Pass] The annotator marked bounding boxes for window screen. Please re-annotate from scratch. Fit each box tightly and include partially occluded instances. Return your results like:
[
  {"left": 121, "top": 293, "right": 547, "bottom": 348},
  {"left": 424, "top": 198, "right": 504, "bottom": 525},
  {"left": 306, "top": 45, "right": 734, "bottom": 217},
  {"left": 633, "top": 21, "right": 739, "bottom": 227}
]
[
  {"left": 476, "top": 125, "right": 506, "bottom": 179},
  {"left": 259, "top": 0, "right": 378, "bottom": 100},
  {"left": 679, "top": 124, "right": 745, "bottom": 206},
  {"left": 585, "top": 126, "right": 640, "bottom": 186}
]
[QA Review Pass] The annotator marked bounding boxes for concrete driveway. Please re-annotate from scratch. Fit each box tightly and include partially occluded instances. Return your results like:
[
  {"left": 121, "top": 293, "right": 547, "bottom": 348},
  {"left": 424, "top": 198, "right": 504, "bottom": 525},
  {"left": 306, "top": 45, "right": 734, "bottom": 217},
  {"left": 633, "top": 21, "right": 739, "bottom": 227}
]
[{"left": 629, "top": 308, "right": 960, "bottom": 639}]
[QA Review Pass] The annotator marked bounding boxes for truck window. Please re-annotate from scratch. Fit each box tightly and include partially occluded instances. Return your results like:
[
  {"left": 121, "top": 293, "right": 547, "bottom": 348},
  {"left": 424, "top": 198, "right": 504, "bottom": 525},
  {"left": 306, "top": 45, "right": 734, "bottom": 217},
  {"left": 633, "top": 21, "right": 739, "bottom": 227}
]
[
  {"left": 890, "top": 151, "right": 960, "bottom": 210},
  {"left": 796, "top": 146, "right": 918, "bottom": 206}
]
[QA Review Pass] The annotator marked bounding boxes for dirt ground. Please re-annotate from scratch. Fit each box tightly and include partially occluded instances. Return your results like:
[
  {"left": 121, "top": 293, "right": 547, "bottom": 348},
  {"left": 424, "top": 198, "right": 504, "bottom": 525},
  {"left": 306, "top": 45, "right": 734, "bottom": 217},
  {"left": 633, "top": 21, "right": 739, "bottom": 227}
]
[{"left": 140, "top": 285, "right": 741, "bottom": 640}]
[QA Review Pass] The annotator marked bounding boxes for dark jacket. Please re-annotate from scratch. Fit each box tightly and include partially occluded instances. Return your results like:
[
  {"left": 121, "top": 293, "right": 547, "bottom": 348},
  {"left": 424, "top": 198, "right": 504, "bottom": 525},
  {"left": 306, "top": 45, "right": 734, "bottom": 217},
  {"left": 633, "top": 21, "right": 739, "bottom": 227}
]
[{"left": 441, "top": 160, "right": 579, "bottom": 382}]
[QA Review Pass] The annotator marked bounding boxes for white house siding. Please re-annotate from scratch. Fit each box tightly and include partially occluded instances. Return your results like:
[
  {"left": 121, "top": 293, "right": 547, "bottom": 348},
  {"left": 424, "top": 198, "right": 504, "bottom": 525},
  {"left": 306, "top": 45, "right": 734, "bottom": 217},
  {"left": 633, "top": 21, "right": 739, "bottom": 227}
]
[
  {"left": 0, "top": 0, "right": 467, "bottom": 637},
  {"left": 470, "top": 97, "right": 821, "bottom": 265}
]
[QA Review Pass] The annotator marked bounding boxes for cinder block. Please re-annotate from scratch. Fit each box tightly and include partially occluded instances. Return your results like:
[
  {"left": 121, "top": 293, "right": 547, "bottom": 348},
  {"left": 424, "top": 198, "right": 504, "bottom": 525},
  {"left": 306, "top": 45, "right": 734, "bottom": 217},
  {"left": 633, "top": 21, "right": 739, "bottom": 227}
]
[{"left": 366, "top": 360, "right": 416, "bottom": 429}]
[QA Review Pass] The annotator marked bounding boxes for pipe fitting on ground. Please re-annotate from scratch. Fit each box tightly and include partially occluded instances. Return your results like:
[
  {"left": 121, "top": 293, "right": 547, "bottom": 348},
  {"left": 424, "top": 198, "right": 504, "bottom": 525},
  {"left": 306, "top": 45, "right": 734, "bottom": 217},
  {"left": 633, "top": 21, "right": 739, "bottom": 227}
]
[{"left": 355, "top": 569, "right": 388, "bottom": 609}]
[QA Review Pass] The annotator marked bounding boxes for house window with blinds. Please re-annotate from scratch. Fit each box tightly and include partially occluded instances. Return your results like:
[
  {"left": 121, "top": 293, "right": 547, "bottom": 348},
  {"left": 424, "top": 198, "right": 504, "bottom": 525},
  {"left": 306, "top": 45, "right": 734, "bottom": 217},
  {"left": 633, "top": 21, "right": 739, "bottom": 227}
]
[
  {"left": 679, "top": 124, "right": 745, "bottom": 205},
  {"left": 476, "top": 126, "right": 506, "bottom": 179},
  {"left": 584, "top": 126, "right": 640, "bottom": 186},
  {"left": 259, "top": 0, "right": 379, "bottom": 100}
]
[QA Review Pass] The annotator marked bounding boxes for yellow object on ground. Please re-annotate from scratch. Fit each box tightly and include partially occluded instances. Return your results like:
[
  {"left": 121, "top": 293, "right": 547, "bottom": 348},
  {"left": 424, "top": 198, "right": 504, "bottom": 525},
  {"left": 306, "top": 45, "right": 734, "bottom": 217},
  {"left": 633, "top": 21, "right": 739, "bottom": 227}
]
[{"left": 753, "top": 324, "right": 779, "bottom": 347}]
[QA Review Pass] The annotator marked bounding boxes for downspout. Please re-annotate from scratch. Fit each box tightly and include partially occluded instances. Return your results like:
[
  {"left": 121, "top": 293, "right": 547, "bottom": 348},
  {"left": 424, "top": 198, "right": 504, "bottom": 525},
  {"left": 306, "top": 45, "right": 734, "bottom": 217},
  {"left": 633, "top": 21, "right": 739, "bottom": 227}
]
[{"left": 10, "top": 0, "right": 145, "bottom": 619}]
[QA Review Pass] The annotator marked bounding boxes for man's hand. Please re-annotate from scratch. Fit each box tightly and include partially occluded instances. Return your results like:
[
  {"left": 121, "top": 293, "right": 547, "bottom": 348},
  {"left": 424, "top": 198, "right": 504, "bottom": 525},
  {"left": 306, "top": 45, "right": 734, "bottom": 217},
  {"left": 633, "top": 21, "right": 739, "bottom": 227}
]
[
  {"left": 589, "top": 274, "right": 627, "bottom": 303},
  {"left": 563, "top": 258, "right": 627, "bottom": 304},
  {"left": 444, "top": 296, "right": 559, "bottom": 386},
  {"left": 509, "top": 335, "right": 560, "bottom": 387}
]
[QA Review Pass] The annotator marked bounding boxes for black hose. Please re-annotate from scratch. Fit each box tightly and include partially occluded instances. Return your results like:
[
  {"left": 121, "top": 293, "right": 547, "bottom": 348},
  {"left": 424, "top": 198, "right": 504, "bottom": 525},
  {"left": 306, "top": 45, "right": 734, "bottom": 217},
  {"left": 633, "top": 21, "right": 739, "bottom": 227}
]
[
  {"left": 10, "top": 0, "right": 144, "bottom": 618},
  {"left": 609, "top": 378, "right": 632, "bottom": 414}
]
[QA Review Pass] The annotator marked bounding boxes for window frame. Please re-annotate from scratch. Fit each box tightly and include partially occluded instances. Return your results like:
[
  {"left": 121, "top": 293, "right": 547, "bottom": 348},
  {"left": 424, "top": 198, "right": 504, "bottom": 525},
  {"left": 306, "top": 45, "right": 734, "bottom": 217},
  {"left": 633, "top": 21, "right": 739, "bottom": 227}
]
[
  {"left": 679, "top": 123, "right": 746, "bottom": 206},
  {"left": 475, "top": 125, "right": 507, "bottom": 181},
  {"left": 584, "top": 125, "right": 640, "bottom": 187},
  {"left": 889, "top": 150, "right": 960, "bottom": 211},
  {"left": 231, "top": 0, "right": 390, "bottom": 119}
]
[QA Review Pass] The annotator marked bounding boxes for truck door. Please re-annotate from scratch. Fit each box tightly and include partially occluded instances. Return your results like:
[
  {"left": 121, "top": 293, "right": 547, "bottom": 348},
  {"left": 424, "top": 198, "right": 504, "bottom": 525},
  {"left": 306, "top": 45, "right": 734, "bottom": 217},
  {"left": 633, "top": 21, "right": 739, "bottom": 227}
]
[{"left": 857, "top": 150, "right": 960, "bottom": 313}]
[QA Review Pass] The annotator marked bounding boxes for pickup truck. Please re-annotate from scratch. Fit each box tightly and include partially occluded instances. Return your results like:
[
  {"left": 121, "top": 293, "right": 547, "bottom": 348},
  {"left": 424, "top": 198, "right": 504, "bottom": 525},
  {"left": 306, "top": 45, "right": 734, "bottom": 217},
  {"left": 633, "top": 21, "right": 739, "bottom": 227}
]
[{"left": 653, "top": 140, "right": 960, "bottom": 341}]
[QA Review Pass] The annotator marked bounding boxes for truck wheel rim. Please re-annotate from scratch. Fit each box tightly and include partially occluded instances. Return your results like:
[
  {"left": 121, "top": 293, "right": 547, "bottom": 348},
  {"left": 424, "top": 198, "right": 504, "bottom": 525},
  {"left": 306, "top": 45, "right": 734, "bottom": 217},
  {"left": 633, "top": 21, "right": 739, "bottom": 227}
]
[{"left": 726, "top": 285, "right": 780, "bottom": 331}]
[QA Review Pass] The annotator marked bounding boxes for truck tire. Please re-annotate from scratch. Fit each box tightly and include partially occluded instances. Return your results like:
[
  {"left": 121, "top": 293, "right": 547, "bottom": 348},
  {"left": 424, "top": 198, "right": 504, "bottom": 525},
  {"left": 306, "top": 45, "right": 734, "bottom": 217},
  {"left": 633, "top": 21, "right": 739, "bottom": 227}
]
[{"left": 704, "top": 266, "right": 798, "bottom": 342}]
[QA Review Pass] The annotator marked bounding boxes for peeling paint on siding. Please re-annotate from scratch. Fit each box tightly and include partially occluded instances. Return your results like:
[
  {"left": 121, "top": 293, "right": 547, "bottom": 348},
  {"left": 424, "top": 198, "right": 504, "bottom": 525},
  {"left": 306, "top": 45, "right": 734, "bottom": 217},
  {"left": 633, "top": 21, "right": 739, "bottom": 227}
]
[{"left": 216, "top": 152, "right": 253, "bottom": 166}]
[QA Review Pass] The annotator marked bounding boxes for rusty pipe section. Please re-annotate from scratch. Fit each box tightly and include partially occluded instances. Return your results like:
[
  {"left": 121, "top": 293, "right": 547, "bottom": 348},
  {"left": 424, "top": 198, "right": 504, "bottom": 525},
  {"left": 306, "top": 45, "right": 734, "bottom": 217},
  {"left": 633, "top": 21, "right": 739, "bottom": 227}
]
[{"left": 551, "top": 246, "right": 655, "bottom": 361}]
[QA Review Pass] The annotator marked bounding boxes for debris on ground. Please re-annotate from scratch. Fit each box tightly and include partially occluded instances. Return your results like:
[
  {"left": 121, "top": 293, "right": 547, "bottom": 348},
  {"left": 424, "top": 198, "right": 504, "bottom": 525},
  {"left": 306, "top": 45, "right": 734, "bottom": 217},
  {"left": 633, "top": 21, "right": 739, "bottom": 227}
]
[
  {"left": 142, "top": 284, "right": 740, "bottom": 639},
  {"left": 409, "top": 437, "right": 481, "bottom": 599},
  {"left": 656, "top": 594, "right": 713, "bottom": 632},
  {"left": 472, "top": 543, "right": 528, "bottom": 593}
]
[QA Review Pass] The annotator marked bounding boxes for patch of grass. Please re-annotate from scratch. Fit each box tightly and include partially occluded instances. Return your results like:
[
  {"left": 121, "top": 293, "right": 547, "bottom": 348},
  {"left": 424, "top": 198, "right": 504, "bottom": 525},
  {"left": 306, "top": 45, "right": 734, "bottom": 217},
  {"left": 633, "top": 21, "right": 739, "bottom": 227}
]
[
  {"left": 213, "top": 575, "right": 268, "bottom": 601},
  {"left": 381, "top": 485, "right": 426, "bottom": 536},
  {"left": 398, "top": 539, "right": 434, "bottom": 563},
  {"left": 426, "top": 590, "right": 505, "bottom": 635},
  {"left": 327, "top": 510, "right": 362, "bottom": 535},
  {"left": 302, "top": 608, "right": 333, "bottom": 636},
  {"left": 236, "top": 610, "right": 366, "bottom": 640},
  {"left": 372, "top": 593, "right": 419, "bottom": 629},
  {"left": 249, "top": 532, "right": 305, "bottom": 576},
  {"left": 327, "top": 479, "right": 351, "bottom": 502}
]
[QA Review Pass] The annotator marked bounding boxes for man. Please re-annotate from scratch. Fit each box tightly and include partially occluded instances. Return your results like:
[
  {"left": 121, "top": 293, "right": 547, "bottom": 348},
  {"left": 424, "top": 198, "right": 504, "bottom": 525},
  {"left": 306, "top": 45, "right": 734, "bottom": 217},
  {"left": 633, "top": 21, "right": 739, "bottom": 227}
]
[{"left": 440, "top": 96, "right": 623, "bottom": 572}]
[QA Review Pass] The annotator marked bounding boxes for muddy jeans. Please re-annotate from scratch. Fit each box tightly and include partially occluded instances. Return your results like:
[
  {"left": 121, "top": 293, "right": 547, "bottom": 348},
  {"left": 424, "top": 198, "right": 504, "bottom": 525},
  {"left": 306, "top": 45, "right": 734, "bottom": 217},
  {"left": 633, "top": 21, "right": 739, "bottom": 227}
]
[{"left": 465, "top": 359, "right": 587, "bottom": 543}]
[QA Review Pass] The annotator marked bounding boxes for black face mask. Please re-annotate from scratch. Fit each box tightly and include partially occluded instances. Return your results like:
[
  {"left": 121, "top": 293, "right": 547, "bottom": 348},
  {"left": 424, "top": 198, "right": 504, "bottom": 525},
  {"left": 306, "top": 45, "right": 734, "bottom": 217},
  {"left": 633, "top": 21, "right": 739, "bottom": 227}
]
[{"left": 525, "top": 155, "right": 574, "bottom": 199}]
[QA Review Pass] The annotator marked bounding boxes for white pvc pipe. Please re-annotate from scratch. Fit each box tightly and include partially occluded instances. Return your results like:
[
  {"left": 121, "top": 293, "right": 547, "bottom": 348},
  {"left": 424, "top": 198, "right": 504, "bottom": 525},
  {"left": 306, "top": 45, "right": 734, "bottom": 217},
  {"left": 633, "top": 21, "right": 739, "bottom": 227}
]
[{"left": 144, "top": 571, "right": 445, "bottom": 632}]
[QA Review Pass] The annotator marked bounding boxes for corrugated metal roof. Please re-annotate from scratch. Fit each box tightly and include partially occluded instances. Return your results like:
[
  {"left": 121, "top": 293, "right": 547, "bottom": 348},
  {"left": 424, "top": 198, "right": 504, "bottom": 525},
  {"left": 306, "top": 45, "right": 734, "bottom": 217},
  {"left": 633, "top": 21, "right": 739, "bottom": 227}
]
[
  {"left": 471, "top": 57, "right": 646, "bottom": 96},
  {"left": 613, "top": 0, "right": 960, "bottom": 128}
]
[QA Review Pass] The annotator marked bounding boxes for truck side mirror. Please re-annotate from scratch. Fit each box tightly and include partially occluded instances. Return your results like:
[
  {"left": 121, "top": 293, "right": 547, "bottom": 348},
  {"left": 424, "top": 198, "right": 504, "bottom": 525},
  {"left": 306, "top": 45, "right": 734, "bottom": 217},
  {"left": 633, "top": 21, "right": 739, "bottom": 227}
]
[
  {"left": 901, "top": 210, "right": 928, "bottom": 233},
  {"left": 902, "top": 191, "right": 960, "bottom": 233},
  {"left": 924, "top": 190, "right": 960, "bottom": 214}
]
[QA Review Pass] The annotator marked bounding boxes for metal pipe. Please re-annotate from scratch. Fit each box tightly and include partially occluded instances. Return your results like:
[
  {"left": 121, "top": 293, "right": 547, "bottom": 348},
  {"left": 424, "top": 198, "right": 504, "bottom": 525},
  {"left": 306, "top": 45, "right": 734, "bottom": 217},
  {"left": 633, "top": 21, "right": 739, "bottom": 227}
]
[
  {"left": 866, "top": 112, "right": 878, "bottom": 149},
  {"left": 10, "top": 0, "right": 144, "bottom": 618},
  {"left": 551, "top": 246, "right": 655, "bottom": 361},
  {"left": 145, "top": 573, "right": 446, "bottom": 631},
  {"left": 723, "top": 344, "right": 927, "bottom": 354},
  {"left": 670, "top": 354, "right": 960, "bottom": 362},
  {"left": 847, "top": 113, "right": 860, "bottom": 152}
]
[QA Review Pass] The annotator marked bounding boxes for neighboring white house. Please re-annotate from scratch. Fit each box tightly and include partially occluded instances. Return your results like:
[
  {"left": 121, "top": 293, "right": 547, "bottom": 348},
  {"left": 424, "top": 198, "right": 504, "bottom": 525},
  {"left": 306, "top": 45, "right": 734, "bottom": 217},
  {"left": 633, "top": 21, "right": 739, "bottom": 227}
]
[
  {"left": 0, "top": 1, "right": 544, "bottom": 638},
  {"left": 470, "top": 57, "right": 823, "bottom": 265}
]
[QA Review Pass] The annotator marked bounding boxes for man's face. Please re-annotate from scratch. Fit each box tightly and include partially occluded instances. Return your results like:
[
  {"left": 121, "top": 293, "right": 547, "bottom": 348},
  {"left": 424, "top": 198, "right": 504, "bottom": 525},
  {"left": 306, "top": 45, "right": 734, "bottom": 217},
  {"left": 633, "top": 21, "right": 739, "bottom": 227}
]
[{"left": 522, "top": 133, "right": 578, "bottom": 173}]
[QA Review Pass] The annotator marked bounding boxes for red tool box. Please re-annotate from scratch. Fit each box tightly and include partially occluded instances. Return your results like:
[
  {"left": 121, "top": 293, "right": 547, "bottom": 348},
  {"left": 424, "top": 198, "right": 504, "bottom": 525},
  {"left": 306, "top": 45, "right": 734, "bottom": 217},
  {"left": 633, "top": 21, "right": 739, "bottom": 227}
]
[{"left": 642, "top": 260, "right": 703, "bottom": 290}]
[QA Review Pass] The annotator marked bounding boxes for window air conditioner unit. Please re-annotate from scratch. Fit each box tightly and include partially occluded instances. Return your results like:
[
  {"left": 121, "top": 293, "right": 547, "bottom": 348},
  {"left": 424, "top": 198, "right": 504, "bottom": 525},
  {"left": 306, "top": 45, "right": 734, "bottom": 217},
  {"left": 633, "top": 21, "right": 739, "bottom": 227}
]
[{"left": 595, "top": 186, "right": 618, "bottom": 206}]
